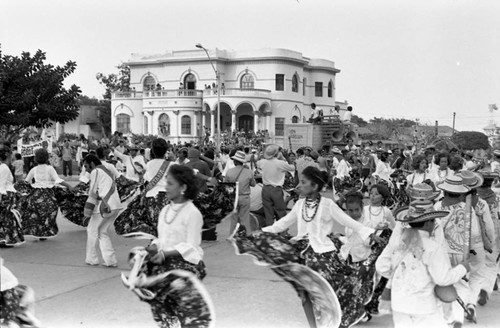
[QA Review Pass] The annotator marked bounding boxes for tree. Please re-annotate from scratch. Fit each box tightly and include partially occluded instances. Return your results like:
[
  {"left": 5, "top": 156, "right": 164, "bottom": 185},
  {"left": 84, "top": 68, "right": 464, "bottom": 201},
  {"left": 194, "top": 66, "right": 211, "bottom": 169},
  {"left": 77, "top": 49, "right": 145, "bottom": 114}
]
[
  {"left": 351, "top": 114, "right": 368, "bottom": 127},
  {"left": 0, "top": 49, "right": 81, "bottom": 142},
  {"left": 95, "top": 63, "right": 130, "bottom": 137},
  {"left": 451, "top": 131, "right": 490, "bottom": 150}
]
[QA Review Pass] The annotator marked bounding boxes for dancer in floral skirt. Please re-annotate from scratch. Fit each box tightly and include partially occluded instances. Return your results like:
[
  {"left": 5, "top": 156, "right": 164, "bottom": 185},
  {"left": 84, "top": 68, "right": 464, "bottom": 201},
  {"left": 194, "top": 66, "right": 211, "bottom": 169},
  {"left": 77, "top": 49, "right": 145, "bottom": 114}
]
[
  {"left": 233, "top": 166, "right": 382, "bottom": 328},
  {"left": 122, "top": 164, "right": 214, "bottom": 328},
  {"left": 0, "top": 149, "right": 24, "bottom": 247},
  {"left": 21, "top": 148, "right": 73, "bottom": 239}
]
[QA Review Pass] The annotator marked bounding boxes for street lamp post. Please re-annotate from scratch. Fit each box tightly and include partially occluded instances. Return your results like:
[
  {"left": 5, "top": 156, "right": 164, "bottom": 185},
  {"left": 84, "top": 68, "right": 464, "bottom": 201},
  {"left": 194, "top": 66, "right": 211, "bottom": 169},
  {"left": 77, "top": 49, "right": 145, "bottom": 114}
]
[{"left": 196, "top": 43, "right": 221, "bottom": 151}]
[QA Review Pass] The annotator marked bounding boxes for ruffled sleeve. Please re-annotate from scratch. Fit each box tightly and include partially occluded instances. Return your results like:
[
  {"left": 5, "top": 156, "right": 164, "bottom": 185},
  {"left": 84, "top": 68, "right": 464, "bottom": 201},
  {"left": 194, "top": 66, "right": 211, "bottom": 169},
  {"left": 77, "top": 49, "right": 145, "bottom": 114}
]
[{"left": 173, "top": 208, "right": 203, "bottom": 264}]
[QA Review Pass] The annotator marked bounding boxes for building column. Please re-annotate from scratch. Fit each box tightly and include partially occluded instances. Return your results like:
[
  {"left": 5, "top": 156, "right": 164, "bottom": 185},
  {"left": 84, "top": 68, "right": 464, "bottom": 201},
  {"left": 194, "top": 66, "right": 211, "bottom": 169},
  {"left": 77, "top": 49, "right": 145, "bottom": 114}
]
[
  {"left": 210, "top": 110, "right": 216, "bottom": 141},
  {"left": 231, "top": 110, "right": 237, "bottom": 131},
  {"left": 173, "top": 110, "right": 180, "bottom": 143},
  {"left": 265, "top": 113, "right": 271, "bottom": 131},
  {"left": 253, "top": 111, "right": 259, "bottom": 133},
  {"left": 201, "top": 111, "right": 206, "bottom": 129}
]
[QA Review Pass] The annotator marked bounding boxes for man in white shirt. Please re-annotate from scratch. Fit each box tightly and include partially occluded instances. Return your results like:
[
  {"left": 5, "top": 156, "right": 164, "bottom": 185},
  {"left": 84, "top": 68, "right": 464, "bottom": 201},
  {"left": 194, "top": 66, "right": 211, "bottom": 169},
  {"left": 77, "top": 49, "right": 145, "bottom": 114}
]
[
  {"left": 343, "top": 106, "right": 353, "bottom": 123},
  {"left": 308, "top": 103, "right": 322, "bottom": 124},
  {"left": 83, "top": 155, "right": 123, "bottom": 267},
  {"left": 114, "top": 145, "right": 146, "bottom": 182},
  {"left": 257, "top": 144, "right": 295, "bottom": 226}
]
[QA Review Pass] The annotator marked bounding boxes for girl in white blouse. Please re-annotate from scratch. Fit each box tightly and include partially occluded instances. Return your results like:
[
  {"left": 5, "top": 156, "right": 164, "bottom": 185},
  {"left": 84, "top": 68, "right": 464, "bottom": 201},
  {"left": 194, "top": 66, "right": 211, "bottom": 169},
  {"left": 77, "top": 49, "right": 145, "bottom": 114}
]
[
  {"left": 430, "top": 152, "right": 452, "bottom": 184},
  {"left": 405, "top": 155, "right": 431, "bottom": 189},
  {"left": 21, "top": 148, "right": 73, "bottom": 239},
  {"left": 262, "top": 166, "right": 379, "bottom": 328},
  {"left": 143, "top": 164, "right": 212, "bottom": 328}
]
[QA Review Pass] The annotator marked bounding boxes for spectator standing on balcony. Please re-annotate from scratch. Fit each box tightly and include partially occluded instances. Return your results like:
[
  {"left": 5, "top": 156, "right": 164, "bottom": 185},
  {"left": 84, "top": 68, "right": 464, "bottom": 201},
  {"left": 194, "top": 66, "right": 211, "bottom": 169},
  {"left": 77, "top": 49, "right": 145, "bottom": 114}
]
[{"left": 343, "top": 106, "right": 353, "bottom": 123}]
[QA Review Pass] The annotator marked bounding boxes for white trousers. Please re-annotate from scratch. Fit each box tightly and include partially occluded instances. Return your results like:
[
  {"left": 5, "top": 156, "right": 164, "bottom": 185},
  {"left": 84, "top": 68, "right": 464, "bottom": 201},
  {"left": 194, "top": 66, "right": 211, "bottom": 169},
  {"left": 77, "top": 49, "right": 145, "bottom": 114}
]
[
  {"left": 444, "top": 254, "right": 470, "bottom": 324},
  {"left": 393, "top": 310, "right": 447, "bottom": 328},
  {"left": 86, "top": 210, "right": 119, "bottom": 266},
  {"left": 468, "top": 244, "right": 486, "bottom": 305}
]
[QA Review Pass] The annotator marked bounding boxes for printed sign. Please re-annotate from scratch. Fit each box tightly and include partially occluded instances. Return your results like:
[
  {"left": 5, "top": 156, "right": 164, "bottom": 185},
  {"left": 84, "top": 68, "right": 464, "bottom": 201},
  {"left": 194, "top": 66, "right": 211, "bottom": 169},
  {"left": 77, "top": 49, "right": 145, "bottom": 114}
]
[
  {"left": 284, "top": 124, "right": 312, "bottom": 150},
  {"left": 20, "top": 140, "right": 47, "bottom": 157}
]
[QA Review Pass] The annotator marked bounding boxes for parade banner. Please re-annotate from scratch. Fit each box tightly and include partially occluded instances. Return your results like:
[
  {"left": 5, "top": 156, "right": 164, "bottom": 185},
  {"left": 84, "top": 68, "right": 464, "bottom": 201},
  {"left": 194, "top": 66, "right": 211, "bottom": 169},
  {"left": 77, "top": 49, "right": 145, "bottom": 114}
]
[
  {"left": 20, "top": 140, "right": 47, "bottom": 157},
  {"left": 283, "top": 124, "right": 314, "bottom": 150}
]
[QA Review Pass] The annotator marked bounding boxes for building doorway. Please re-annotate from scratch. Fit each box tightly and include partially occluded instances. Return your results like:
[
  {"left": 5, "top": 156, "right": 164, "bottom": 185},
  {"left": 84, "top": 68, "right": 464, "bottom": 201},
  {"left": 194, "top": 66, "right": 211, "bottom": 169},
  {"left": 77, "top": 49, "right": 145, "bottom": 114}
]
[
  {"left": 184, "top": 74, "right": 196, "bottom": 90},
  {"left": 238, "top": 115, "right": 254, "bottom": 132}
]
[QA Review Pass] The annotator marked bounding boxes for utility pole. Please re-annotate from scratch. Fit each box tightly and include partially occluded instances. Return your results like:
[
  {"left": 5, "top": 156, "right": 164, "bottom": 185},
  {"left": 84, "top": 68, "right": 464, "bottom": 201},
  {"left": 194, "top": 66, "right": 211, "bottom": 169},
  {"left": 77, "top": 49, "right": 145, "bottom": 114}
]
[
  {"left": 452, "top": 112, "right": 456, "bottom": 135},
  {"left": 435, "top": 120, "right": 438, "bottom": 137}
]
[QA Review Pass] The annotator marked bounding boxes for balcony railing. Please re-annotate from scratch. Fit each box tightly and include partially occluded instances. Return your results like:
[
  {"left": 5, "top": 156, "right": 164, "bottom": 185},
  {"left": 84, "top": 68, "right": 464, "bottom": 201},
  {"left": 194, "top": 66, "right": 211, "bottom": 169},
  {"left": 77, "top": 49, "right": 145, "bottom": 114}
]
[
  {"left": 203, "top": 88, "right": 271, "bottom": 98},
  {"left": 112, "top": 89, "right": 203, "bottom": 99}
]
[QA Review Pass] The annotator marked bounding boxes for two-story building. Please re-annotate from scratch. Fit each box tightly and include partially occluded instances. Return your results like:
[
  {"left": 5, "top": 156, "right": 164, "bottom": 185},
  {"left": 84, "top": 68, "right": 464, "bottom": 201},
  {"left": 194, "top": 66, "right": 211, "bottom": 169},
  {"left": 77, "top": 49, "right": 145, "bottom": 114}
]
[{"left": 111, "top": 48, "right": 347, "bottom": 144}]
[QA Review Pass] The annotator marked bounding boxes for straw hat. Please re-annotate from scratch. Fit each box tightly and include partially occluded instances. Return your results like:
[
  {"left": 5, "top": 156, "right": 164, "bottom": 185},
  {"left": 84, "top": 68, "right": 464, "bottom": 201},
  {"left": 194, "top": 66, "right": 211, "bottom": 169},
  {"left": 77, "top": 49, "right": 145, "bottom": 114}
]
[
  {"left": 493, "top": 149, "right": 500, "bottom": 157},
  {"left": 458, "top": 170, "right": 483, "bottom": 189},
  {"left": 478, "top": 169, "right": 499, "bottom": 181},
  {"left": 407, "top": 183, "right": 441, "bottom": 201},
  {"left": 332, "top": 147, "right": 342, "bottom": 155},
  {"left": 263, "top": 144, "right": 280, "bottom": 159},
  {"left": 396, "top": 200, "right": 450, "bottom": 224},
  {"left": 437, "top": 175, "right": 470, "bottom": 194},
  {"left": 231, "top": 150, "right": 247, "bottom": 163},
  {"left": 403, "top": 150, "right": 412, "bottom": 158}
]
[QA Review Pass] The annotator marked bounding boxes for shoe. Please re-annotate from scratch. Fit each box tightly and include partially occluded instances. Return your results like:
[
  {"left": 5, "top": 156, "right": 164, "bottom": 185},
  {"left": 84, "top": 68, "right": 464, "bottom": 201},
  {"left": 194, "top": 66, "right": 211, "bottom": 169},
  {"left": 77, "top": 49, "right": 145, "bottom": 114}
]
[
  {"left": 495, "top": 275, "right": 499, "bottom": 291},
  {"left": 103, "top": 264, "right": 118, "bottom": 268},
  {"left": 478, "top": 289, "right": 488, "bottom": 306},
  {"left": 85, "top": 262, "right": 99, "bottom": 266},
  {"left": 38, "top": 238, "right": 47, "bottom": 241},
  {"left": 359, "top": 313, "right": 371, "bottom": 323},
  {"left": 452, "top": 322, "right": 462, "bottom": 328},
  {"left": 465, "top": 303, "right": 476, "bottom": 323}
]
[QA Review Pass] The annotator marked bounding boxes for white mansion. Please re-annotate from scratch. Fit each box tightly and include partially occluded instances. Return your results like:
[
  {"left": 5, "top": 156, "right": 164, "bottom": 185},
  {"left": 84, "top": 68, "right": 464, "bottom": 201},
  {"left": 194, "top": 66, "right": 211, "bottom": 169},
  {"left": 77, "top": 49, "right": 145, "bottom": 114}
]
[{"left": 111, "top": 48, "right": 348, "bottom": 144}]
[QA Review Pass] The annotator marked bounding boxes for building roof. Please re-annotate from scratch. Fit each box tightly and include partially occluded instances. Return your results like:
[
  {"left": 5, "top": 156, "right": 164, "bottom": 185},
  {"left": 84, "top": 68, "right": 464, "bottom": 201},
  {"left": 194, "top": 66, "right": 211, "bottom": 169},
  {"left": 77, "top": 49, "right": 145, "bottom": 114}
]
[{"left": 127, "top": 48, "right": 340, "bottom": 73}]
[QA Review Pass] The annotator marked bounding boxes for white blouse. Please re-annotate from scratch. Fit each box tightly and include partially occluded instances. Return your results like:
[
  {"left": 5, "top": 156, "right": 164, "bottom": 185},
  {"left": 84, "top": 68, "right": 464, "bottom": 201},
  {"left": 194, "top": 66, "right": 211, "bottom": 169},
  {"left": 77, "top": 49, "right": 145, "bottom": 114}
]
[
  {"left": 406, "top": 171, "right": 429, "bottom": 187},
  {"left": 262, "top": 197, "right": 374, "bottom": 254},
  {"left": 374, "top": 161, "right": 393, "bottom": 182},
  {"left": 153, "top": 201, "right": 203, "bottom": 264},
  {"left": 144, "top": 159, "right": 169, "bottom": 198},
  {"left": 0, "top": 163, "right": 14, "bottom": 194},
  {"left": 25, "top": 164, "right": 63, "bottom": 188}
]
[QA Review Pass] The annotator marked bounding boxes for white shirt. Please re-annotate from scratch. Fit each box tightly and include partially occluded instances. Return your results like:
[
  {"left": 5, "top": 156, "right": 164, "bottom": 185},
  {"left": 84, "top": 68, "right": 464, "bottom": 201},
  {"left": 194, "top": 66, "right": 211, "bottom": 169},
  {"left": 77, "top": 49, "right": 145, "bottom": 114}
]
[
  {"left": 25, "top": 164, "right": 63, "bottom": 188},
  {"left": 376, "top": 230, "right": 467, "bottom": 315},
  {"left": 0, "top": 258, "right": 18, "bottom": 292},
  {"left": 491, "top": 161, "right": 500, "bottom": 173},
  {"left": 154, "top": 201, "right": 204, "bottom": 264},
  {"left": 336, "top": 159, "right": 351, "bottom": 179},
  {"left": 88, "top": 167, "right": 123, "bottom": 214},
  {"left": 406, "top": 171, "right": 430, "bottom": 187},
  {"left": 430, "top": 167, "right": 452, "bottom": 184},
  {"left": 144, "top": 159, "right": 169, "bottom": 198},
  {"left": 114, "top": 150, "right": 146, "bottom": 182},
  {"left": 0, "top": 163, "right": 14, "bottom": 194},
  {"left": 222, "top": 159, "right": 235, "bottom": 177},
  {"left": 343, "top": 111, "right": 352, "bottom": 122},
  {"left": 374, "top": 161, "right": 393, "bottom": 182},
  {"left": 262, "top": 197, "right": 374, "bottom": 254},
  {"left": 79, "top": 161, "right": 120, "bottom": 184},
  {"left": 257, "top": 158, "right": 295, "bottom": 187}
]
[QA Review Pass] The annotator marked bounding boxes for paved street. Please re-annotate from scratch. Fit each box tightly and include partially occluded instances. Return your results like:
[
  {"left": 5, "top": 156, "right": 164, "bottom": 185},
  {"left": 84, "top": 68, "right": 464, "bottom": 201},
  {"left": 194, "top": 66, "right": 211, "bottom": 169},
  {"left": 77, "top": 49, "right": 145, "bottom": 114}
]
[{"left": 2, "top": 204, "right": 500, "bottom": 328}]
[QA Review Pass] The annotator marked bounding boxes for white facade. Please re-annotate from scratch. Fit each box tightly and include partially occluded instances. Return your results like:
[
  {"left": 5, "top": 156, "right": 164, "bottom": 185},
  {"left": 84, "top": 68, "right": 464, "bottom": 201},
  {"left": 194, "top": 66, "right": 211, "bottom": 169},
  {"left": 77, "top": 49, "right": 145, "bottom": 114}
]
[{"left": 111, "top": 48, "right": 346, "bottom": 144}]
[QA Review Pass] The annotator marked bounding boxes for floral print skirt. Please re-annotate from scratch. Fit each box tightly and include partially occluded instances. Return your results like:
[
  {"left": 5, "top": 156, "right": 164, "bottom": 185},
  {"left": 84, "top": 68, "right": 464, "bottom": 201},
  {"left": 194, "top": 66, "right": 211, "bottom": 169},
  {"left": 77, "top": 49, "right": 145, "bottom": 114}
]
[
  {"left": 232, "top": 229, "right": 392, "bottom": 328},
  {"left": 54, "top": 183, "right": 89, "bottom": 227},
  {"left": 21, "top": 187, "right": 59, "bottom": 238},
  {"left": 0, "top": 192, "right": 25, "bottom": 246},
  {"left": 0, "top": 285, "right": 39, "bottom": 327},
  {"left": 114, "top": 191, "right": 169, "bottom": 236},
  {"left": 116, "top": 175, "right": 141, "bottom": 203},
  {"left": 193, "top": 182, "right": 237, "bottom": 229},
  {"left": 124, "top": 248, "right": 213, "bottom": 328}
]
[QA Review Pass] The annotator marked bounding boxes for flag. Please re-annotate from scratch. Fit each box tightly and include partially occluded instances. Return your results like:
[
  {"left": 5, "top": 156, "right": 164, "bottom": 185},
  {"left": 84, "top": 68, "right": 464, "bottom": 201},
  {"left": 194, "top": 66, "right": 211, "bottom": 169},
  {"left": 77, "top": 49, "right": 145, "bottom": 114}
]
[{"left": 489, "top": 104, "right": 498, "bottom": 110}]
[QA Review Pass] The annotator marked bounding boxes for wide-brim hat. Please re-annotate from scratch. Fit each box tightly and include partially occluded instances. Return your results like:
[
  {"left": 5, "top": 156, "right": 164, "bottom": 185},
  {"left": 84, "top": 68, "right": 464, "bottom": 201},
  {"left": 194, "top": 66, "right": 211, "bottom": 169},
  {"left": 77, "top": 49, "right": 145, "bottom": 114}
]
[
  {"left": 426, "top": 144, "right": 436, "bottom": 150},
  {"left": 458, "top": 170, "right": 484, "bottom": 189},
  {"left": 263, "top": 144, "right": 280, "bottom": 159},
  {"left": 231, "top": 150, "right": 247, "bottom": 163},
  {"left": 464, "top": 151, "right": 474, "bottom": 158},
  {"left": 437, "top": 175, "right": 470, "bottom": 194},
  {"left": 478, "top": 169, "right": 499, "bottom": 181},
  {"left": 396, "top": 200, "right": 449, "bottom": 224},
  {"left": 332, "top": 147, "right": 342, "bottom": 155},
  {"left": 403, "top": 150, "right": 412, "bottom": 158},
  {"left": 493, "top": 149, "right": 500, "bottom": 157},
  {"left": 129, "top": 144, "right": 140, "bottom": 150},
  {"left": 407, "top": 183, "right": 441, "bottom": 201}
]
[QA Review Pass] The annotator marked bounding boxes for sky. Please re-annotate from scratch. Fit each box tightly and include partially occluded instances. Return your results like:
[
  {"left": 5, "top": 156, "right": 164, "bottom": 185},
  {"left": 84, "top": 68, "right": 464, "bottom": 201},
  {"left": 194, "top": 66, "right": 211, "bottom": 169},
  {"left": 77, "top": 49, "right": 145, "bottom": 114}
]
[{"left": 1, "top": 0, "right": 499, "bottom": 132}]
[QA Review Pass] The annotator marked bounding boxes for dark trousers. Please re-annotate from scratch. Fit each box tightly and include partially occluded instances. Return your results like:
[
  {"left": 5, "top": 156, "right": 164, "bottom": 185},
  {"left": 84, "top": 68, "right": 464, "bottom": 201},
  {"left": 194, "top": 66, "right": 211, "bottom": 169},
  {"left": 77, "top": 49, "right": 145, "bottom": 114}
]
[
  {"left": 23, "top": 156, "right": 34, "bottom": 174},
  {"left": 262, "top": 185, "right": 286, "bottom": 226},
  {"left": 63, "top": 160, "right": 73, "bottom": 176}
]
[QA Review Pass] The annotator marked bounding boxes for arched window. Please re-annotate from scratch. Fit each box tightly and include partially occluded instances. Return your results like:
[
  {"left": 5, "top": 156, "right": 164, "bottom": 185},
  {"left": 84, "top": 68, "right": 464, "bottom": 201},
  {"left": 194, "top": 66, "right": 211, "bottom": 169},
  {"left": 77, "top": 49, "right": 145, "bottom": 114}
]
[
  {"left": 158, "top": 113, "right": 170, "bottom": 136},
  {"left": 303, "top": 78, "right": 307, "bottom": 95},
  {"left": 143, "top": 76, "right": 156, "bottom": 91},
  {"left": 328, "top": 80, "right": 333, "bottom": 98},
  {"left": 292, "top": 74, "right": 299, "bottom": 93},
  {"left": 184, "top": 74, "right": 196, "bottom": 90},
  {"left": 116, "top": 114, "right": 130, "bottom": 133},
  {"left": 240, "top": 73, "right": 255, "bottom": 89},
  {"left": 181, "top": 115, "right": 191, "bottom": 135},
  {"left": 292, "top": 115, "right": 299, "bottom": 123}
]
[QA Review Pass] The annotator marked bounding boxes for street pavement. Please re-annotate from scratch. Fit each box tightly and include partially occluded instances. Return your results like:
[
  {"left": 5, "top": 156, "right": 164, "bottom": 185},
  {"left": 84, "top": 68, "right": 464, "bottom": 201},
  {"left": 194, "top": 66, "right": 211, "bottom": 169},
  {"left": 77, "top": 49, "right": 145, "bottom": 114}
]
[{"left": 2, "top": 185, "right": 500, "bottom": 327}]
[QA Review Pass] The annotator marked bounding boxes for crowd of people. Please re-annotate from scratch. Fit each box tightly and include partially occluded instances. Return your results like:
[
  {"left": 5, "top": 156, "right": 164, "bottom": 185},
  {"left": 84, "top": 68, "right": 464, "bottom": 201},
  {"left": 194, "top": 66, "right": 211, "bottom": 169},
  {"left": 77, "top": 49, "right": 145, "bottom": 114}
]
[{"left": 1, "top": 131, "right": 500, "bottom": 328}]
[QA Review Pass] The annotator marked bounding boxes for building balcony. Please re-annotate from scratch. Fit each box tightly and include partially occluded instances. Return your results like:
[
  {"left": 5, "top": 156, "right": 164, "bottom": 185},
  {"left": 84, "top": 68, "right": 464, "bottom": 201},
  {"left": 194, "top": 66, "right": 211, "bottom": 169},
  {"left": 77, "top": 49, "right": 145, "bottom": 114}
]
[
  {"left": 203, "top": 88, "right": 271, "bottom": 99},
  {"left": 112, "top": 89, "right": 203, "bottom": 99}
]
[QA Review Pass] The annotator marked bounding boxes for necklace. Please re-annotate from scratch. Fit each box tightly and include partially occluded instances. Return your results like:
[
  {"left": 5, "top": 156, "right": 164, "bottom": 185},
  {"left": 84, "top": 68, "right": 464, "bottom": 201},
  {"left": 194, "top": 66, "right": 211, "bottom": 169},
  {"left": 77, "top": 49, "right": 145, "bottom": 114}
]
[
  {"left": 369, "top": 205, "right": 383, "bottom": 216},
  {"left": 302, "top": 196, "right": 321, "bottom": 222},
  {"left": 164, "top": 201, "right": 188, "bottom": 224},
  {"left": 438, "top": 168, "right": 448, "bottom": 181}
]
